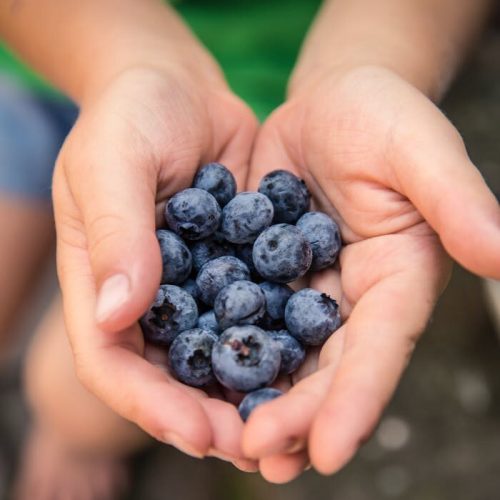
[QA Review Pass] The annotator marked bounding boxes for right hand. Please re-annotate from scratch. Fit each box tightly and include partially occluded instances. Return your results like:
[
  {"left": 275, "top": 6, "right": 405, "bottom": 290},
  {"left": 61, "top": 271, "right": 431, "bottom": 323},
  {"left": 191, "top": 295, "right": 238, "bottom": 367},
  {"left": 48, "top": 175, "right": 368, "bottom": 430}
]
[
  {"left": 53, "top": 64, "right": 258, "bottom": 464},
  {"left": 243, "top": 65, "right": 500, "bottom": 481}
]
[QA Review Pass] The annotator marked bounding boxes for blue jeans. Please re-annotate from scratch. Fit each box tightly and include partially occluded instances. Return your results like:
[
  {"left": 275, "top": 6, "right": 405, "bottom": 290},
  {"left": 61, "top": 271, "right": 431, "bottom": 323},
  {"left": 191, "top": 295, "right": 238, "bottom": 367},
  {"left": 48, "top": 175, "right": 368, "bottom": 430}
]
[{"left": 0, "top": 75, "right": 77, "bottom": 201}]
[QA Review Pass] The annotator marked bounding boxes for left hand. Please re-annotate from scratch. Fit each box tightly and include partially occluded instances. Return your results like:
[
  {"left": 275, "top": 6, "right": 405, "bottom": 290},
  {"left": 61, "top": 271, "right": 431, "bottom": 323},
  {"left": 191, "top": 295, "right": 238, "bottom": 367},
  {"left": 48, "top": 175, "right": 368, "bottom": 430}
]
[
  {"left": 242, "top": 65, "right": 500, "bottom": 482},
  {"left": 53, "top": 64, "right": 258, "bottom": 468}
]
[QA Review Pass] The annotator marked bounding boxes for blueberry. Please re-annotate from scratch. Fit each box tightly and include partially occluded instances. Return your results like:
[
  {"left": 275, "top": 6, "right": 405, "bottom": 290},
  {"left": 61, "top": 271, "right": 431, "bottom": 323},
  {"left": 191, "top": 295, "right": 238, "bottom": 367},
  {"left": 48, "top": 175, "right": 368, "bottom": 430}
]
[
  {"left": 165, "top": 188, "right": 221, "bottom": 240},
  {"left": 258, "top": 170, "right": 310, "bottom": 223},
  {"left": 252, "top": 224, "right": 312, "bottom": 283},
  {"left": 214, "top": 280, "right": 266, "bottom": 330},
  {"left": 197, "top": 310, "right": 221, "bottom": 334},
  {"left": 296, "top": 211, "right": 341, "bottom": 270},
  {"left": 220, "top": 192, "right": 274, "bottom": 244},
  {"left": 285, "top": 288, "right": 341, "bottom": 346},
  {"left": 196, "top": 256, "right": 250, "bottom": 306},
  {"left": 180, "top": 278, "right": 201, "bottom": 303},
  {"left": 168, "top": 328, "right": 218, "bottom": 387},
  {"left": 269, "top": 330, "right": 306, "bottom": 374},
  {"left": 238, "top": 388, "right": 283, "bottom": 422},
  {"left": 190, "top": 235, "right": 235, "bottom": 272},
  {"left": 156, "top": 229, "right": 192, "bottom": 285},
  {"left": 235, "top": 243, "right": 262, "bottom": 281},
  {"left": 211, "top": 325, "right": 281, "bottom": 392},
  {"left": 192, "top": 162, "right": 236, "bottom": 207},
  {"left": 258, "top": 282, "right": 293, "bottom": 329},
  {"left": 140, "top": 285, "right": 198, "bottom": 346}
]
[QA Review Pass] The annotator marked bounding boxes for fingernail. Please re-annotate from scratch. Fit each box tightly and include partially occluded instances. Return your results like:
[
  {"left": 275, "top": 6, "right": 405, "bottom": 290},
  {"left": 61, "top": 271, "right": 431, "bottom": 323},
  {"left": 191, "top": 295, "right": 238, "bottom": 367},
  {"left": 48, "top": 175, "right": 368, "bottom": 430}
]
[
  {"left": 95, "top": 274, "right": 130, "bottom": 323},
  {"left": 208, "top": 448, "right": 236, "bottom": 462},
  {"left": 232, "top": 459, "right": 259, "bottom": 473},
  {"left": 163, "top": 432, "right": 205, "bottom": 459}
]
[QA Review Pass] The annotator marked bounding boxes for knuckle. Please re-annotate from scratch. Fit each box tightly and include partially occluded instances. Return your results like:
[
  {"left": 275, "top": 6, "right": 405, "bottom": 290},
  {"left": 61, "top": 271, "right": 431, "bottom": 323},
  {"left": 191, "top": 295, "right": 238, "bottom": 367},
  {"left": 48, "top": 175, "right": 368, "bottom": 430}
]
[
  {"left": 56, "top": 211, "right": 87, "bottom": 251},
  {"left": 86, "top": 212, "right": 127, "bottom": 260}
]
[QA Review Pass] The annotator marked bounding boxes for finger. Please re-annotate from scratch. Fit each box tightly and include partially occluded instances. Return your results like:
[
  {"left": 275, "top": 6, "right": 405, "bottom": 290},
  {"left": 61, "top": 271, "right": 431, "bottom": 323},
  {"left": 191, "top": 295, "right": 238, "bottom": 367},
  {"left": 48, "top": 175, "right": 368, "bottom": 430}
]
[
  {"left": 246, "top": 110, "right": 301, "bottom": 191},
  {"left": 232, "top": 459, "right": 259, "bottom": 473},
  {"left": 309, "top": 238, "right": 448, "bottom": 474},
  {"left": 146, "top": 341, "right": 248, "bottom": 462},
  {"left": 242, "top": 365, "right": 334, "bottom": 459},
  {"left": 55, "top": 191, "right": 213, "bottom": 457},
  {"left": 83, "top": 342, "right": 212, "bottom": 458},
  {"left": 242, "top": 328, "right": 346, "bottom": 458},
  {"left": 259, "top": 450, "right": 310, "bottom": 484},
  {"left": 200, "top": 398, "right": 246, "bottom": 461},
  {"left": 392, "top": 93, "right": 500, "bottom": 279},
  {"left": 56, "top": 126, "right": 164, "bottom": 332},
  {"left": 242, "top": 272, "right": 345, "bottom": 459}
]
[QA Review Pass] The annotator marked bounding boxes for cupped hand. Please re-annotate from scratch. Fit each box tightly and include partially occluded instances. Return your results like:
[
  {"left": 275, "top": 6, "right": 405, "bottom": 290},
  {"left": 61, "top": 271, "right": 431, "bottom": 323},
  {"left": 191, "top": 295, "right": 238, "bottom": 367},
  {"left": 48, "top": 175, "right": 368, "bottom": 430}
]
[
  {"left": 243, "top": 66, "right": 500, "bottom": 482},
  {"left": 53, "top": 64, "right": 258, "bottom": 466}
]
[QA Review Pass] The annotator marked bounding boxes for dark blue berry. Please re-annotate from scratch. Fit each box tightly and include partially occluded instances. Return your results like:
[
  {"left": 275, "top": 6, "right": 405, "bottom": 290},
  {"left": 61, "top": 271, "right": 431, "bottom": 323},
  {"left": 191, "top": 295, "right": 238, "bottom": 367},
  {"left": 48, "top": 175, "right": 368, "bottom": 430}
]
[
  {"left": 180, "top": 278, "right": 201, "bottom": 302},
  {"left": 258, "top": 282, "right": 293, "bottom": 330},
  {"left": 252, "top": 224, "right": 312, "bottom": 283},
  {"left": 168, "top": 328, "right": 218, "bottom": 387},
  {"left": 235, "top": 243, "right": 262, "bottom": 281},
  {"left": 165, "top": 188, "right": 221, "bottom": 241},
  {"left": 197, "top": 310, "right": 221, "bottom": 334},
  {"left": 258, "top": 170, "right": 310, "bottom": 223},
  {"left": 140, "top": 285, "right": 198, "bottom": 346},
  {"left": 192, "top": 162, "right": 236, "bottom": 207},
  {"left": 269, "top": 330, "right": 306, "bottom": 374},
  {"left": 156, "top": 229, "right": 192, "bottom": 285},
  {"left": 285, "top": 288, "right": 341, "bottom": 346},
  {"left": 214, "top": 280, "right": 266, "bottom": 330},
  {"left": 238, "top": 388, "right": 283, "bottom": 422},
  {"left": 220, "top": 192, "right": 274, "bottom": 244},
  {"left": 190, "top": 235, "right": 235, "bottom": 272},
  {"left": 196, "top": 256, "right": 250, "bottom": 306},
  {"left": 211, "top": 325, "right": 281, "bottom": 392},
  {"left": 296, "top": 211, "right": 341, "bottom": 270}
]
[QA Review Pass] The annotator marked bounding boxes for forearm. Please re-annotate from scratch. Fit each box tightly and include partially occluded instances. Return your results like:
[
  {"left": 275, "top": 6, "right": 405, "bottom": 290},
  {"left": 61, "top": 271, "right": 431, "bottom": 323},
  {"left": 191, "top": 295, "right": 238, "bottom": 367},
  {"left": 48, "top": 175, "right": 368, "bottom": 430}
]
[
  {"left": 0, "top": 0, "right": 222, "bottom": 104},
  {"left": 290, "top": 0, "right": 493, "bottom": 100}
]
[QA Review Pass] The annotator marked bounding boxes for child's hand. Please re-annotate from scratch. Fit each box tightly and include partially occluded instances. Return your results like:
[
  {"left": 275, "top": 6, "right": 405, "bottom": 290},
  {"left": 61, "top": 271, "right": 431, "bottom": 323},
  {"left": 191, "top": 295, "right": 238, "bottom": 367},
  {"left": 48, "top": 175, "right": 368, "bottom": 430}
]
[
  {"left": 243, "top": 66, "right": 500, "bottom": 482},
  {"left": 53, "top": 64, "right": 257, "bottom": 464}
]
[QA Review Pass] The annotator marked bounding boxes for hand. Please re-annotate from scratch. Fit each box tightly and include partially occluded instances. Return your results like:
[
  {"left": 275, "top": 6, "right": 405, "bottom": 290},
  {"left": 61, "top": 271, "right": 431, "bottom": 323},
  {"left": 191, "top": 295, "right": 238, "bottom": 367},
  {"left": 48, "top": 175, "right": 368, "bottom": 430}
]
[
  {"left": 243, "top": 66, "right": 500, "bottom": 482},
  {"left": 53, "top": 64, "right": 258, "bottom": 465}
]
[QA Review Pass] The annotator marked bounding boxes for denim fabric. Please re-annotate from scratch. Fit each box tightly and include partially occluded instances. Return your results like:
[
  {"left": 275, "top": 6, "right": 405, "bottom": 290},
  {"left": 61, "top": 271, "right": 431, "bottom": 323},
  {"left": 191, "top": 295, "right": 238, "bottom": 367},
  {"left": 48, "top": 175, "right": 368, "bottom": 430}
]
[{"left": 0, "top": 75, "right": 77, "bottom": 200}]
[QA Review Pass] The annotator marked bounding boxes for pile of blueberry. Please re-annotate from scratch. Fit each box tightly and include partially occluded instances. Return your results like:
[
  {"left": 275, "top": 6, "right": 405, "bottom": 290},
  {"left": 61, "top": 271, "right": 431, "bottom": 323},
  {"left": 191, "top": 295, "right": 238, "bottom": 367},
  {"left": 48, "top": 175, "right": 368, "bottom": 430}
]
[{"left": 140, "top": 163, "right": 342, "bottom": 421}]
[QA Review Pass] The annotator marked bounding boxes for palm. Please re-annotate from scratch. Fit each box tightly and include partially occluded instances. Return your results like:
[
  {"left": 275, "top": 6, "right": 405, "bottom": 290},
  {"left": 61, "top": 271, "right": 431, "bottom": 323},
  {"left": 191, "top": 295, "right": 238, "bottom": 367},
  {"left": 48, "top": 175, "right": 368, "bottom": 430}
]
[
  {"left": 243, "top": 68, "right": 458, "bottom": 481},
  {"left": 53, "top": 67, "right": 257, "bottom": 464}
]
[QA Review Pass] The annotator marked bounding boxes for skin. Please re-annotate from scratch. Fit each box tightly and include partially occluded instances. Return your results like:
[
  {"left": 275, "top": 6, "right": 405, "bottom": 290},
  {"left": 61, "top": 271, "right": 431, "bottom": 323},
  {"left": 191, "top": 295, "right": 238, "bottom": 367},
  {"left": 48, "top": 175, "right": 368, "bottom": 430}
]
[
  {"left": 50, "top": 67, "right": 257, "bottom": 458},
  {"left": 0, "top": 0, "right": 258, "bottom": 464},
  {"left": 243, "top": 0, "right": 499, "bottom": 483},
  {"left": 0, "top": 0, "right": 498, "bottom": 486}
]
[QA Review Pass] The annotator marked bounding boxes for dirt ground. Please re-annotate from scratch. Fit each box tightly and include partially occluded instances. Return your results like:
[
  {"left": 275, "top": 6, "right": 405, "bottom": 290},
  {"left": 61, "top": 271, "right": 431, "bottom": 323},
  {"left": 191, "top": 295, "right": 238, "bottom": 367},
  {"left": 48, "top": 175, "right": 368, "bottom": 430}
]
[{"left": 1, "top": 29, "right": 499, "bottom": 500}]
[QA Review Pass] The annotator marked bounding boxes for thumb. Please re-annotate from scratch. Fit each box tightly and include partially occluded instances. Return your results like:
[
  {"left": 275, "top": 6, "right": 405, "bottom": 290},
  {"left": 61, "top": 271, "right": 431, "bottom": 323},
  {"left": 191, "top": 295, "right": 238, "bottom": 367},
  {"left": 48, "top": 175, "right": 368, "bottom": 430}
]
[
  {"left": 57, "top": 137, "right": 163, "bottom": 332},
  {"left": 393, "top": 99, "right": 500, "bottom": 279}
]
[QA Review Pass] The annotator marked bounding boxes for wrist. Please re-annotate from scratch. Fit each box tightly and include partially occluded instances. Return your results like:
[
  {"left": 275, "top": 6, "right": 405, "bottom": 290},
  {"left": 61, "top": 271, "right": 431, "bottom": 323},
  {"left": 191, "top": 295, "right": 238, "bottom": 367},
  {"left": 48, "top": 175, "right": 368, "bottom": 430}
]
[
  {"left": 0, "top": 0, "right": 228, "bottom": 106},
  {"left": 286, "top": 0, "right": 490, "bottom": 103},
  {"left": 78, "top": 39, "right": 226, "bottom": 107},
  {"left": 288, "top": 53, "right": 450, "bottom": 104},
  {"left": 57, "top": 0, "right": 227, "bottom": 105}
]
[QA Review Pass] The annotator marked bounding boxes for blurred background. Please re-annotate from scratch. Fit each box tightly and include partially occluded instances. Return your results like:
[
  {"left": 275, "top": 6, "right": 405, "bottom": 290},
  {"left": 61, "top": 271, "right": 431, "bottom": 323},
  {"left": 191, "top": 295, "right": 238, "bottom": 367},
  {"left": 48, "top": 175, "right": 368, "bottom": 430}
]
[{"left": 0, "top": 1, "right": 499, "bottom": 499}]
